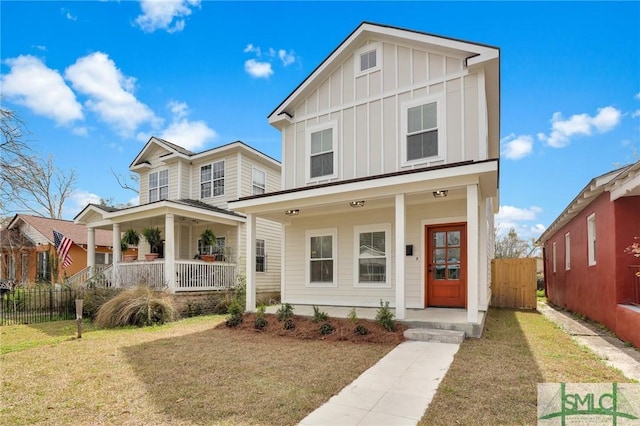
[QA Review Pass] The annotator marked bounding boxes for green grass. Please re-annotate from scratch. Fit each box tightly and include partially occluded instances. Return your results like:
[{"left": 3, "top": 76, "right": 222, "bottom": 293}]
[{"left": 420, "top": 308, "right": 633, "bottom": 425}]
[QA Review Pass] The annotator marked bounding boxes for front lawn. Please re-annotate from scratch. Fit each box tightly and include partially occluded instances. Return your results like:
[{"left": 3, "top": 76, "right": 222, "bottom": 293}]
[{"left": 0, "top": 315, "right": 395, "bottom": 425}]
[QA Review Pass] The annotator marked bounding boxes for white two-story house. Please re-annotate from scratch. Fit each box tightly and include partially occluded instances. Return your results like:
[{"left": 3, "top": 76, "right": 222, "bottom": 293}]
[
  {"left": 75, "top": 138, "right": 282, "bottom": 298},
  {"left": 230, "top": 22, "right": 500, "bottom": 334}
]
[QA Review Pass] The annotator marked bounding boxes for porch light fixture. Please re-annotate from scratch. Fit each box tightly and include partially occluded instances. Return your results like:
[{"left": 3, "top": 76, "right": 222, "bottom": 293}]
[
  {"left": 432, "top": 190, "right": 448, "bottom": 198},
  {"left": 284, "top": 209, "right": 300, "bottom": 216},
  {"left": 349, "top": 200, "right": 365, "bottom": 208}
]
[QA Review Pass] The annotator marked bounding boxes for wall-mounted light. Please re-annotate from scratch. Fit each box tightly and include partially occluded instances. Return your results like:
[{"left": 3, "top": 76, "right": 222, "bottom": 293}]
[
  {"left": 432, "top": 190, "right": 448, "bottom": 198},
  {"left": 349, "top": 200, "right": 365, "bottom": 208},
  {"left": 284, "top": 209, "right": 300, "bottom": 216}
]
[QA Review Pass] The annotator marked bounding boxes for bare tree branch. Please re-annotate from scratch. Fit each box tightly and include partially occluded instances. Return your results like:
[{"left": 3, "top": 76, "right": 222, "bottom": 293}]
[{"left": 111, "top": 167, "right": 139, "bottom": 194}]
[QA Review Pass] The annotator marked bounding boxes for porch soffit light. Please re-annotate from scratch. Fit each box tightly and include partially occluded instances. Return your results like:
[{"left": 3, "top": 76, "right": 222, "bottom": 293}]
[
  {"left": 349, "top": 200, "right": 365, "bottom": 208},
  {"left": 284, "top": 209, "right": 300, "bottom": 216},
  {"left": 432, "top": 190, "right": 448, "bottom": 198}
]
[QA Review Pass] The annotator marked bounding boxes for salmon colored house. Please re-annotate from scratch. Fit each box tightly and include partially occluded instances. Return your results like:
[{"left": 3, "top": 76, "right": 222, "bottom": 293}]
[
  {"left": 537, "top": 161, "right": 640, "bottom": 348},
  {"left": 0, "top": 215, "right": 113, "bottom": 285}
]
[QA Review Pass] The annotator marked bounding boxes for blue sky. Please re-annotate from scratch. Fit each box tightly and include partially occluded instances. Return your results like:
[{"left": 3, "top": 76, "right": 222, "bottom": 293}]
[{"left": 2, "top": 1, "right": 639, "bottom": 240}]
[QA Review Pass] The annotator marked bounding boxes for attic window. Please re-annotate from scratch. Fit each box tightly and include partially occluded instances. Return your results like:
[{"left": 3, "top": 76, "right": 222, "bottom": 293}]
[{"left": 356, "top": 43, "right": 381, "bottom": 75}]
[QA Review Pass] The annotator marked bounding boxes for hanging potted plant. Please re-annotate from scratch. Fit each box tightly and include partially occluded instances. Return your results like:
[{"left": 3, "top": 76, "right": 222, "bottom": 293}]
[
  {"left": 121, "top": 229, "right": 140, "bottom": 262},
  {"left": 199, "top": 228, "right": 216, "bottom": 262},
  {"left": 142, "top": 227, "right": 162, "bottom": 261}
]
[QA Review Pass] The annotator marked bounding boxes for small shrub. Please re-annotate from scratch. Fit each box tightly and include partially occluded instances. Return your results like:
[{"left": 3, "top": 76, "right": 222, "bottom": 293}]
[
  {"left": 95, "top": 285, "right": 178, "bottom": 328},
  {"left": 354, "top": 324, "right": 368, "bottom": 335},
  {"left": 283, "top": 318, "right": 295, "bottom": 330},
  {"left": 276, "top": 303, "right": 294, "bottom": 322},
  {"left": 376, "top": 299, "right": 395, "bottom": 331},
  {"left": 347, "top": 308, "right": 358, "bottom": 323},
  {"left": 226, "top": 299, "right": 244, "bottom": 327},
  {"left": 311, "top": 305, "right": 328, "bottom": 323},
  {"left": 186, "top": 302, "right": 204, "bottom": 317},
  {"left": 319, "top": 323, "right": 335, "bottom": 335},
  {"left": 254, "top": 304, "right": 268, "bottom": 330}
]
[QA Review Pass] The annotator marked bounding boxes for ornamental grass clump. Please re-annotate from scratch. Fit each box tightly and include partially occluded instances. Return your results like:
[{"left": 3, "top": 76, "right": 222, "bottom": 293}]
[
  {"left": 94, "top": 285, "right": 178, "bottom": 328},
  {"left": 311, "top": 305, "right": 328, "bottom": 323}
]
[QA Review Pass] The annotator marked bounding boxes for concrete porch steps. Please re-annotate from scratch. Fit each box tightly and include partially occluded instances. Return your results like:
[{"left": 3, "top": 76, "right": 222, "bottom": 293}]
[{"left": 404, "top": 328, "right": 466, "bottom": 344}]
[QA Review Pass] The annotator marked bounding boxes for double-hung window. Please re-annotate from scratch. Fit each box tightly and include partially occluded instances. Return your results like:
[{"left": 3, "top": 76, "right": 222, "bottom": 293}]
[
  {"left": 149, "top": 169, "right": 168, "bottom": 202},
  {"left": 354, "top": 224, "right": 391, "bottom": 287},
  {"left": 402, "top": 97, "right": 442, "bottom": 165},
  {"left": 256, "top": 239, "right": 265, "bottom": 272},
  {"left": 565, "top": 233, "right": 571, "bottom": 271},
  {"left": 587, "top": 213, "right": 596, "bottom": 266},
  {"left": 306, "top": 228, "right": 337, "bottom": 287},
  {"left": 307, "top": 122, "right": 337, "bottom": 182},
  {"left": 252, "top": 168, "right": 266, "bottom": 195},
  {"left": 201, "top": 161, "right": 224, "bottom": 198}
]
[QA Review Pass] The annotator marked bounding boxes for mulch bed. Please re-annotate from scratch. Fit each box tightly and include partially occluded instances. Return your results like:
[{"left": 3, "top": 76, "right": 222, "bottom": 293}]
[{"left": 219, "top": 313, "right": 407, "bottom": 344}]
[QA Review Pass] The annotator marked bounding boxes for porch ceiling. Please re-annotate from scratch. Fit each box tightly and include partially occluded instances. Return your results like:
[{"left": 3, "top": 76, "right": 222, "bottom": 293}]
[{"left": 230, "top": 160, "right": 498, "bottom": 222}]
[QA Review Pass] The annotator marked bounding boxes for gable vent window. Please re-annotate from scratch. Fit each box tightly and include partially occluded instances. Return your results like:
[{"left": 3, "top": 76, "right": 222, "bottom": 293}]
[
  {"left": 360, "top": 49, "right": 377, "bottom": 72},
  {"left": 407, "top": 102, "right": 438, "bottom": 161}
]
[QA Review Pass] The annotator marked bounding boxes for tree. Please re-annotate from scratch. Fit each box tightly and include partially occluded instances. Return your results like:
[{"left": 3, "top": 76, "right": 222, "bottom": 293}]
[
  {"left": 1, "top": 108, "right": 76, "bottom": 219},
  {"left": 495, "top": 227, "right": 537, "bottom": 258},
  {"left": 111, "top": 167, "right": 139, "bottom": 194}
]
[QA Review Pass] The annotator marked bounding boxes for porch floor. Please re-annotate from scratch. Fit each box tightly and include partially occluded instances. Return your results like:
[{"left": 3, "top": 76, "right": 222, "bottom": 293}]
[{"left": 265, "top": 305, "right": 486, "bottom": 338}]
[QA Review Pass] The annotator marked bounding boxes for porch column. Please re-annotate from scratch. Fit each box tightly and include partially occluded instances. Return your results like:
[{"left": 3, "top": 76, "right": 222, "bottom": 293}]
[
  {"left": 395, "top": 193, "right": 406, "bottom": 320},
  {"left": 478, "top": 196, "right": 489, "bottom": 310},
  {"left": 87, "top": 227, "right": 96, "bottom": 273},
  {"left": 467, "top": 184, "right": 479, "bottom": 323},
  {"left": 245, "top": 213, "right": 256, "bottom": 312},
  {"left": 112, "top": 223, "right": 120, "bottom": 287},
  {"left": 165, "top": 214, "right": 176, "bottom": 293}
]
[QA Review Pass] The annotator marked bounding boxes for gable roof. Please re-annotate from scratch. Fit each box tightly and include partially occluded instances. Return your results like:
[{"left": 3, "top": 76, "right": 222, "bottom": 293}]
[
  {"left": 537, "top": 160, "right": 640, "bottom": 244},
  {"left": 130, "top": 137, "right": 280, "bottom": 170},
  {"left": 268, "top": 21, "right": 500, "bottom": 129},
  {"left": 8, "top": 215, "right": 113, "bottom": 247}
]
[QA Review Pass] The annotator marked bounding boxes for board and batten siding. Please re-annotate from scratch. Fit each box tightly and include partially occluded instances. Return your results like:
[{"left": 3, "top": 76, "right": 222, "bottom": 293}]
[
  {"left": 281, "top": 39, "right": 484, "bottom": 191},
  {"left": 282, "top": 199, "right": 466, "bottom": 308}
]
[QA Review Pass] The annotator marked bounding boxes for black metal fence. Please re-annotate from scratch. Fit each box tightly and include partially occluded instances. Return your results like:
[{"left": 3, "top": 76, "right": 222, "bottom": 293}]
[{"left": 0, "top": 287, "right": 79, "bottom": 325}]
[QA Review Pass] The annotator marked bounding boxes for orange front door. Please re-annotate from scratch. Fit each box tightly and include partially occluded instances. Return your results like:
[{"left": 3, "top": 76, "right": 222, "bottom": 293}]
[{"left": 426, "top": 223, "right": 466, "bottom": 308}]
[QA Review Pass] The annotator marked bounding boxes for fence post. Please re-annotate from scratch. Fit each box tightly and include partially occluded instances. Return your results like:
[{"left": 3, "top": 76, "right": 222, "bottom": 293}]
[{"left": 75, "top": 298, "right": 83, "bottom": 338}]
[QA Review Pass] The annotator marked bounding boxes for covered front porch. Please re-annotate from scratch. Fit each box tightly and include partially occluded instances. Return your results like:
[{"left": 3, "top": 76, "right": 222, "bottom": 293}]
[{"left": 74, "top": 200, "right": 246, "bottom": 293}]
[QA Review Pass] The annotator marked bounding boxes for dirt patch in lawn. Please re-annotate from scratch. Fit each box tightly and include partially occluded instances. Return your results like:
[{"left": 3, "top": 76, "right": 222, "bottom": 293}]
[{"left": 221, "top": 313, "right": 407, "bottom": 344}]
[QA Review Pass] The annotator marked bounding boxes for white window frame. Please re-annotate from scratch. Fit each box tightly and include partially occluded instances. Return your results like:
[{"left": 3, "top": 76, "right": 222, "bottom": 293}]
[
  {"left": 305, "top": 228, "right": 338, "bottom": 288},
  {"left": 353, "top": 224, "right": 391, "bottom": 288},
  {"left": 95, "top": 252, "right": 111, "bottom": 265},
  {"left": 149, "top": 169, "right": 169, "bottom": 202},
  {"left": 256, "top": 239, "right": 266, "bottom": 273},
  {"left": 587, "top": 213, "right": 596, "bottom": 266},
  {"left": 355, "top": 42, "right": 382, "bottom": 75},
  {"left": 200, "top": 160, "right": 225, "bottom": 199},
  {"left": 306, "top": 121, "right": 338, "bottom": 183},
  {"left": 252, "top": 167, "right": 266, "bottom": 195},
  {"left": 401, "top": 95, "right": 445, "bottom": 167},
  {"left": 565, "top": 232, "right": 571, "bottom": 271},
  {"left": 198, "top": 236, "right": 226, "bottom": 258},
  {"left": 552, "top": 242, "right": 557, "bottom": 274}
]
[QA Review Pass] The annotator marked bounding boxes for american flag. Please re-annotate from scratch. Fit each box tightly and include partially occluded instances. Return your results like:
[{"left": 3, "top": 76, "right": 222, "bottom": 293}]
[{"left": 53, "top": 230, "right": 73, "bottom": 269}]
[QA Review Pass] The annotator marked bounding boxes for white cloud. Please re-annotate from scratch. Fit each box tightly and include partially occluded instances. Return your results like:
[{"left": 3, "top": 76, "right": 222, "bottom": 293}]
[
  {"left": 495, "top": 205, "right": 545, "bottom": 239},
  {"left": 134, "top": 0, "right": 200, "bottom": 34},
  {"left": 1, "top": 55, "right": 83, "bottom": 125},
  {"left": 501, "top": 133, "right": 533, "bottom": 160},
  {"left": 278, "top": 49, "right": 296, "bottom": 66},
  {"left": 65, "top": 189, "right": 102, "bottom": 218},
  {"left": 62, "top": 8, "right": 77, "bottom": 21},
  {"left": 496, "top": 205, "right": 542, "bottom": 222},
  {"left": 65, "top": 52, "right": 159, "bottom": 137},
  {"left": 33, "top": 45, "right": 47, "bottom": 51},
  {"left": 72, "top": 126, "right": 89, "bottom": 137},
  {"left": 635, "top": 92, "right": 640, "bottom": 100},
  {"left": 243, "top": 44, "right": 261, "bottom": 56},
  {"left": 632, "top": 110, "right": 640, "bottom": 119},
  {"left": 157, "top": 100, "right": 216, "bottom": 150},
  {"left": 538, "top": 106, "right": 622, "bottom": 148},
  {"left": 244, "top": 59, "right": 273, "bottom": 79}
]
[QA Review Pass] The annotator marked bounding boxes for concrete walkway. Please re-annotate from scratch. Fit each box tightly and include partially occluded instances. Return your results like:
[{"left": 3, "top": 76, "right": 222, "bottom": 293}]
[
  {"left": 299, "top": 341, "right": 460, "bottom": 426},
  {"left": 538, "top": 301, "right": 640, "bottom": 382}
]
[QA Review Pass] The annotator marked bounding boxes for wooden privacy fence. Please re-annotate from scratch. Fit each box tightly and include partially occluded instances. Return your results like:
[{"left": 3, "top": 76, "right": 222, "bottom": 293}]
[{"left": 491, "top": 258, "right": 537, "bottom": 309}]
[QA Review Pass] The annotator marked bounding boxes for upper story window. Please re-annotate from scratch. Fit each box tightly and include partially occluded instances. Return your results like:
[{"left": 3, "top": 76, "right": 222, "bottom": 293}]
[
  {"left": 356, "top": 42, "right": 381, "bottom": 75},
  {"left": 201, "top": 161, "right": 225, "bottom": 198},
  {"left": 307, "top": 121, "right": 338, "bottom": 182},
  {"left": 149, "top": 169, "right": 169, "bottom": 202},
  {"left": 587, "top": 213, "right": 596, "bottom": 266},
  {"left": 402, "top": 96, "right": 443, "bottom": 166},
  {"left": 252, "top": 168, "right": 266, "bottom": 195}
]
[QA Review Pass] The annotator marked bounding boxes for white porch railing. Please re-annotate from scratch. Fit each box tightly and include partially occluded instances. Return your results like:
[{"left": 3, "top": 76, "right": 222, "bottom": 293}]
[
  {"left": 66, "top": 265, "right": 110, "bottom": 287},
  {"left": 111, "top": 260, "right": 237, "bottom": 292},
  {"left": 175, "top": 260, "right": 237, "bottom": 291}
]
